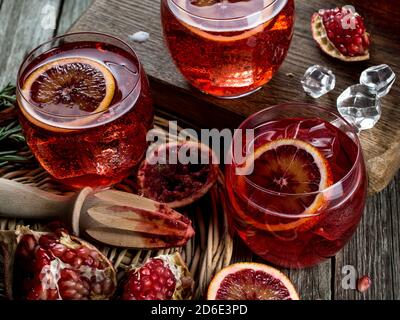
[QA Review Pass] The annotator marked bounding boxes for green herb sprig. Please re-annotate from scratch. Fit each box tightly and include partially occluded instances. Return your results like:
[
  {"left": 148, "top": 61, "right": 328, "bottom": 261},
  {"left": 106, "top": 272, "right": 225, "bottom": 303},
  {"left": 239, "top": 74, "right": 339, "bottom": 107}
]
[{"left": 0, "top": 84, "right": 32, "bottom": 167}]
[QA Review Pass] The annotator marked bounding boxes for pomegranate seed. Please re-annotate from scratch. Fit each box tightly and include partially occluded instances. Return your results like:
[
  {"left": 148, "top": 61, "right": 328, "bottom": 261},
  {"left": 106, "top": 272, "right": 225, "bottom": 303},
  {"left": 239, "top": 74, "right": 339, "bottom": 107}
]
[
  {"left": 76, "top": 247, "right": 90, "bottom": 258},
  {"left": 132, "top": 283, "right": 141, "bottom": 293},
  {"left": 83, "top": 256, "right": 94, "bottom": 266},
  {"left": 61, "top": 269, "right": 80, "bottom": 282},
  {"left": 59, "top": 280, "right": 76, "bottom": 290},
  {"left": 51, "top": 244, "right": 67, "bottom": 257},
  {"left": 22, "top": 235, "right": 37, "bottom": 253},
  {"left": 141, "top": 267, "right": 151, "bottom": 276},
  {"left": 142, "top": 277, "right": 152, "bottom": 289},
  {"left": 82, "top": 279, "right": 91, "bottom": 290},
  {"left": 39, "top": 235, "right": 57, "bottom": 248},
  {"left": 72, "top": 256, "right": 83, "bottom": 268},
  {"left": 357, "top": 275, "right": 371, "bottom": 293},
  {"left": 89, "top": 250, "right": 99, "bottom": 259},
  {"left": 92, "top": 283, "right": 102, "bottom": 295},
  {"left": 63, "top": 250, "right": 76, "bottom": 262},
  {"left": 102, "top": 278, "right": 114, "bottom": 295},
  {"left": 47, "top": 289, "right": 59, "bottom": 300},
  {"left": 62, "top": 289, "right": 77, "bottom": 299}
]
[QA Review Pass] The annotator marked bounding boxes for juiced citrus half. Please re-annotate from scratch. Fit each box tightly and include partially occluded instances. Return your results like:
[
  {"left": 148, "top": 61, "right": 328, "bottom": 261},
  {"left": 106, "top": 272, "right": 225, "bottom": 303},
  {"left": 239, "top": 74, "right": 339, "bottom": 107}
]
[
  {"left": 207, "top": 262, "right": 299, "bottom": 300},
  {"left": 233, "top": 138, "right": 333, "bottom": 232},
  {"left": 21, "top": 57, "right": 115, "bottom": 130},
  {"left": 138, "top": 141, "right": 219, "bottom": 208}
]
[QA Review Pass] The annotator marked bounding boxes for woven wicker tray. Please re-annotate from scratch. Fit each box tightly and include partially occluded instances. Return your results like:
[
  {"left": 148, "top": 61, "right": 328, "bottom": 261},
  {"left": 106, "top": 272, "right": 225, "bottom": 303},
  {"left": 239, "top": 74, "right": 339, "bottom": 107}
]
[{"left": 0, "top": 115, "right": 233, "bottom": 300}]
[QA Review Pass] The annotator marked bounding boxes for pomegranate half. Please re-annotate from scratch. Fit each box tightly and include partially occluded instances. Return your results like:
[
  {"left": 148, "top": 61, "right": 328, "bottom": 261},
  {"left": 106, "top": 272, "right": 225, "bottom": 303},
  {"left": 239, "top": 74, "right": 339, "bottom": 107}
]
[
  {"left": 10, "top": 227, "right": 117, "bottom": 300},
  {"left": 120, "top": 252, "right": 193, "bottom": 300},
  {"left": 311, "top": 7, "right": 370, "bottom": 62}
]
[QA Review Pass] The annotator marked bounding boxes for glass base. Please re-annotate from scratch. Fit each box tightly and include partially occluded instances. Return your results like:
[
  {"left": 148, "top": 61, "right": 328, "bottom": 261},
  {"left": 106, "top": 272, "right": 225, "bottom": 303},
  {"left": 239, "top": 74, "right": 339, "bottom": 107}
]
[{"left": 200, "top": 86, "right": 263, "bottom": 99}]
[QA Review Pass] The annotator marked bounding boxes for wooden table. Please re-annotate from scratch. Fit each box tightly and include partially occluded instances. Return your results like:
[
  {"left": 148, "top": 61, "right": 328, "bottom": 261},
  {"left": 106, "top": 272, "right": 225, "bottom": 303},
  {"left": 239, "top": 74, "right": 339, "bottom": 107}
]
[{"left": 0, "top": 0, "right": 399, "bottom": 300}]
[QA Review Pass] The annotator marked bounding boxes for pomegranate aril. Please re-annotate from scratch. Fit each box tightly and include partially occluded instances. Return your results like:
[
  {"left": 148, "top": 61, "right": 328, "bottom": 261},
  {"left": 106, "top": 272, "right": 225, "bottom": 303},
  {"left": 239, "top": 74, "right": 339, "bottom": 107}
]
[
  {"left": 153, "top": 283, "right": 162, "bottom": 292},
  {"left": 89, "top": 250, "right": 99, "bottom": 259},
  {"left": 72, "top": 256, "right": 83, "bottom": 268},
  {"left": 63, "top": 249, "right": 76, "bottom": 262},
  {"left": 92, "top": 283, "right": 102, "bottom": 295},
  {"left": 39, "top": 234, "right": 57, "bottom": 248},
  {"left": 62, "top": 288, "right": 78, "bottom": 299},
  {"left": 82, "top": 278, "right": 91, "bottom": 290},
  {"left": 59, "top": 280, "right": 76, "bottom": 290},
  {"left": 51, "top": 244, "right": 67, "bottom": 257},
  {"left": 141, "top": 267, "right": 151, "bottom": 276},
  {"left": 102, "top": 278, "right": 114, "bottom": 295},
  {"left": 47, "top": 289, "right": 59, "bottom": 300},
  {"left": 22, "top": 235, "right": 37, "bottom": 253},
  {"left": 76, "top": 246, "right": 90, "bottom": 258},
  {"left": 166, "top": 278, "right": 175, "bottom": 288}
]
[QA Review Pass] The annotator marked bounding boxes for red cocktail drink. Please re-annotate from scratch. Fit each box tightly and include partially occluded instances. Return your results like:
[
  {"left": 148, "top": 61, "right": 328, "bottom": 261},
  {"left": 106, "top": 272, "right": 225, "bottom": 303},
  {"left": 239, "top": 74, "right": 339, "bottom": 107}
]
[
  {"left": 225, "top": 104, "right": 367, "bottom": 268},
  {"left": 161, "top": 0, "right": 295, "bottom": 98},
  {"left": 17, "top": 33, "right": 154, "bottom": 188}
]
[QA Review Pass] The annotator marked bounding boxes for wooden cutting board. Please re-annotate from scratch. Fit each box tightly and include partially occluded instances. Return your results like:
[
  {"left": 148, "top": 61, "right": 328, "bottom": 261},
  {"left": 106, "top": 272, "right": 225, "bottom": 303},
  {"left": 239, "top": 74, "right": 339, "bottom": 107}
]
[{"left": 70, "top": 0, "right": 400, "bottom": 194}]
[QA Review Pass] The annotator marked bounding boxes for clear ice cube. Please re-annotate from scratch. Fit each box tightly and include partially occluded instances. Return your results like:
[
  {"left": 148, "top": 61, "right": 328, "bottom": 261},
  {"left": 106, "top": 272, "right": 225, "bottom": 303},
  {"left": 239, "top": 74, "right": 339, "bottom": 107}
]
[
  {"left": 337, "top": 84, "right": 381, "bottom": 131},
  {"left": 301, "top": 65, "right": 336, "bottom": 98},
  {"left": 360, "top": 64, "right": 396, "bottom": 97}
]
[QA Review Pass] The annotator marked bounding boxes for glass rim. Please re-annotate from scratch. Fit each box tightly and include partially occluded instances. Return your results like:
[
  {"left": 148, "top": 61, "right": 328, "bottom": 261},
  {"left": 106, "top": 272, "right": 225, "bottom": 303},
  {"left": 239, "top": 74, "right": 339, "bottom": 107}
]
[
  {"left": 169, "top": 0, "right": 284, "bottom": 22},
  {"left": 232, "top": 102, "right": 363, "bottom": 197},
  {"left": 16, "top": 31, "right": 142, "bottom": 120}
]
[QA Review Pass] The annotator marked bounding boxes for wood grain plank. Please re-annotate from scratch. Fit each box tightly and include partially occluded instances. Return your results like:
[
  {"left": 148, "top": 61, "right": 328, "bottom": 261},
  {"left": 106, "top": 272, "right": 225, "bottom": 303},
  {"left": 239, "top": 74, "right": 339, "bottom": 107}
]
[
  {"left": 390, "top": 173, "right": 400, "bottom": 300},
  {"left": 288, "top": 261, "right": 332, "bottom": 300},
  {"left": 56, "top": 0, "right": 92, "bottom": 35},
  {"left": 70, "top": 0, "right": 400, "bottom": 194},
  {"left": 0, "top": 0, "right": 63, "bottom": 88},
  {"left": 334, "top": 172, "right": 400, "bottom": 299}
]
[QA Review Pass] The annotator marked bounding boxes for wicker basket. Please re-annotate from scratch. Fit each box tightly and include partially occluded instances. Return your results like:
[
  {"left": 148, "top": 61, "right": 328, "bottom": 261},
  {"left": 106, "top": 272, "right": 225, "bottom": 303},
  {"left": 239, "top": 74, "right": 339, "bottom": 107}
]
[{"left": 0, "top": 115, "right": 233, "bottom": 300}]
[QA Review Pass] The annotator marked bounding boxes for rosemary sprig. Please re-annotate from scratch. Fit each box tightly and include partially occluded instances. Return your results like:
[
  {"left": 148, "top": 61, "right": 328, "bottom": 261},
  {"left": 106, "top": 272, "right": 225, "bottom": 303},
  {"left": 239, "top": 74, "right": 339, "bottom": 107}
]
[
  {"left": 0, "top": 84, "right": 32, "bottom": 167},
  {"left": 0, "top": 83, "right": 16, "bottom": 111}
]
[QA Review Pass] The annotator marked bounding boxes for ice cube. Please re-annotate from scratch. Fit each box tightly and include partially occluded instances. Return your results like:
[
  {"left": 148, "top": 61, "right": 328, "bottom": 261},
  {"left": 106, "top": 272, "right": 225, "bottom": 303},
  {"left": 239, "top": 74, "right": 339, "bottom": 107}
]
[
  {"left": 129, "top": 31, "right": 150, "bottom": 43},
  {"left": 337, "top": 84, "right": 381, "bottom": 131},
  {"left": 360, "top": 64, "right": 396, "bottom": 97},
  {"left": 301, "top": 65, "right": 336, "bottom": 98}
]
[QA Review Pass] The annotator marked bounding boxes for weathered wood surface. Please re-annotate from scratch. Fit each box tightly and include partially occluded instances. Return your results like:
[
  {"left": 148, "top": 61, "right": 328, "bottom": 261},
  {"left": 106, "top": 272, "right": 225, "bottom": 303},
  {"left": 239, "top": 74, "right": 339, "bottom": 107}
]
[
  {"left": 71, "top": 0, "right": 400, "bottom": 195},
  {"left": 0, "top": 0, "right": 399, "bottom": 300}
]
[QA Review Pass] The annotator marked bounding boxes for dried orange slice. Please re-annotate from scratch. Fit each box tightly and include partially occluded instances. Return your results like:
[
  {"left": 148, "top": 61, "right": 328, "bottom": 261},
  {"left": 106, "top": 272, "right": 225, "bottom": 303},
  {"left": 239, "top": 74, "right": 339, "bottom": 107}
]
[
  {"left": 20, "top": 57, "right": 115, "bottom": 131},
  {"left": 207, "top": 262, "right": 299, "bottom": 300},
  {"left": 232, "top": 138, "right": 333, "bottom": 232}
]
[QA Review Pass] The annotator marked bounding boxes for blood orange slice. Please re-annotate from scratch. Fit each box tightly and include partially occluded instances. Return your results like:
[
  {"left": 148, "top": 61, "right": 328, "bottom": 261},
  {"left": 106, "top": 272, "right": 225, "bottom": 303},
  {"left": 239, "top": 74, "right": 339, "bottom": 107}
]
[
  {"left": 233, "top": 138, "right": 333, "bottom": 232},
  {"left": 20, "top": 57, "right": 115, "bottom": 131},
  {"left": 177, "top": 0, "right": 275, "bottom": 43},
  {"left": 207, "top": 262, "right": 299, "bottom": 300}
]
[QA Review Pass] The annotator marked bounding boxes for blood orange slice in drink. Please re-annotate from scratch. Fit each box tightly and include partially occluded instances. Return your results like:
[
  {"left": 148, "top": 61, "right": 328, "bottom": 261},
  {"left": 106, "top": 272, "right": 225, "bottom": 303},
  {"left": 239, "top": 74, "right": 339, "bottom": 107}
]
[
  {"left": 207, "top": 262, "right": 299, "bottom": 300},
  {"left": 20, "top": 57, "right": 115, "bottom": 130},
  {"left": 232, "top": 138, "right": 333, "bottom": 232},
  {"left": 177, "top": 0, "right": 276, "bottom": 43}
]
